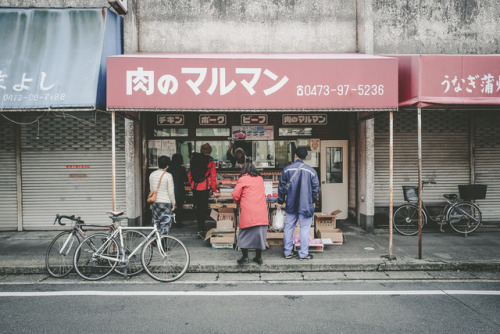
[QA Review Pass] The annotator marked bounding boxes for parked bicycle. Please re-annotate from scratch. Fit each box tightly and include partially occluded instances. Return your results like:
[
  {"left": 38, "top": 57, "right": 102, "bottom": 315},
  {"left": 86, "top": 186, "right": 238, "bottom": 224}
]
[
  {"left": 45, "top": 213, "right": 144, "bottom": 278},
  {"left": 73, "top": 211, "right": 189, "bottom": 282},
  {"left": 393, "top": 182, "right": 486, "bottom": 237}
]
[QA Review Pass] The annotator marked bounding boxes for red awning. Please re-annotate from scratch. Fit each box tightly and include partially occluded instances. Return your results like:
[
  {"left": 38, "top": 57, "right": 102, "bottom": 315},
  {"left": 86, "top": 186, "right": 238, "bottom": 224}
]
[
  {"left": 107, "top": 53, "right": 398, "bottom": 111},
  {"left": 395, "top": 54, "right": 500, "bottom": 108}
]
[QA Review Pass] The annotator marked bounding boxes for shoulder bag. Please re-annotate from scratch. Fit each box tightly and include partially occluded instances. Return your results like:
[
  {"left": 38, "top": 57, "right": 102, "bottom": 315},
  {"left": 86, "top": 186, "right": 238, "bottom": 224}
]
[
  {"left": 285, "top": 163, "right": 305, "bottom": 191},
  {"left": 147, "top": 171, "right": 167, "bottom": 203}
]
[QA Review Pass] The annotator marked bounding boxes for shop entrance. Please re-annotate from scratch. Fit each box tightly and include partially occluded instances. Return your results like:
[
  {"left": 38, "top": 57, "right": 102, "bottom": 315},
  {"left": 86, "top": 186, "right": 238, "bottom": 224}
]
[{"left": 320, "top": 140, "right": 348, "bottom": 219}]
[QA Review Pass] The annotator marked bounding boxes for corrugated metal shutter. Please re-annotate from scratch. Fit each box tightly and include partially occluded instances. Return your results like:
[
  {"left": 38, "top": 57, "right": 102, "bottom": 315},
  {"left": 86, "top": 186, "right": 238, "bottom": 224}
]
[
  {"left": 375, "top": 110, "right": 470, "bottom": 206},
  {"left": 0, "top": 118, "right": 18, "bottom": 230},
  {"left": 474, "top": 110, "right": 500, "bottom": 222},
  {"left": 20, "top": 112, "right": 126, "bottom": 229}
]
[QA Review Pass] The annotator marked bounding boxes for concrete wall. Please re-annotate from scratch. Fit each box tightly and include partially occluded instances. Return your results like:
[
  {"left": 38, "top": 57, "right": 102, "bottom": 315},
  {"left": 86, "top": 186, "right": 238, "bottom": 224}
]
[
  {"left": 372, "top": 0, "right": 500, "bottom": 54},
  {"left": 135, "top": 0, "right": 356, "bottom": 53}
]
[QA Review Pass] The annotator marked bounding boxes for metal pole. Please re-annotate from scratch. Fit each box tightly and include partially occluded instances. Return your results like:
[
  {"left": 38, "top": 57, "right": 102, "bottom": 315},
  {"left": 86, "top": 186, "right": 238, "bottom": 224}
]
[
  {"left": 112, "top": 111, "right": 116, "bottom": 212},
  {"left": 389, "top": 111, "right": 394, "bottom": 259},
  {"left": 417, "top": 107, "right": 422, "bottom": 259}
]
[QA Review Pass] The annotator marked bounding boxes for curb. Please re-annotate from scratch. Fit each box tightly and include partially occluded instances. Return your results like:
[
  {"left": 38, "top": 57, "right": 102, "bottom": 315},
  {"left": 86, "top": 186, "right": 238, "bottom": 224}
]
[{"left": 2, "top": 262, "right": 500, "bottom": 275}]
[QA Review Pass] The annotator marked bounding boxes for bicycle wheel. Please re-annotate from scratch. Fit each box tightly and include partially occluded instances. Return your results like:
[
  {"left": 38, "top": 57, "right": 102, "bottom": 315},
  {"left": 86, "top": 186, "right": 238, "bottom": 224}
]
[
  {"left": 141, "top": 235, "right": 189, "bottom": 282},
  {"left": 447, "top": 202, "right": 482, "bottom": 234},
  {"left": 114, "top": 230, "right": 148, "bottom": 277},
  {"left": 73, "top": 233, "right": 119, "bottom": 281},
  {"left": 393, "top": 204, "right": 426, "bottom": 236},
  {"left": 45, "top": 231, "right": 80, "bottom": 278}
]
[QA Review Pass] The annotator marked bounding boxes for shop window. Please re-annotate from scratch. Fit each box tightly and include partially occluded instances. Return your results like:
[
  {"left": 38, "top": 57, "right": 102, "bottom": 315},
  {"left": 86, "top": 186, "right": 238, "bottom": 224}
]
[
  {"left": 278, "top": 127, "right": 312, "bottom": 136},
  {"left": 195, "top": 141, "right": 231, "bottom": 164},
  {"left": 326, "top": 147, "right": 343, "bottom": 183},
  {"left": 148, "top": 139, "right": 177, "bottom": 168},
  {"left": 177, "top": 141, "right": 195, "bottom": 167},
  {"left": 195, "top": 128, "right": 230, "bottom": 137},
  {"left": 154, "top": 128, "right": 188, "bottom": 137},
  {"left": 274, "top": 140, "right": 292, "bottom": 168},
  {"left": 252, "top": 141, "right": 275, "bottom": 168}
]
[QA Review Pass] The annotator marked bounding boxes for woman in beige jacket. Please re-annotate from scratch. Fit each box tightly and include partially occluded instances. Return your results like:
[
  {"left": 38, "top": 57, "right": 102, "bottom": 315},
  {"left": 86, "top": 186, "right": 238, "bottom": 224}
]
[{"left": 149, "top": 155, "right": 176, "bottom": 224}]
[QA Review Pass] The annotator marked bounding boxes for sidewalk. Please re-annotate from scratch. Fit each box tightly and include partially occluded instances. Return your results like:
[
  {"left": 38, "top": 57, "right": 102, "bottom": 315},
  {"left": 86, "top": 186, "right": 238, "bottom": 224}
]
[{"left": 1, "top": 220, "right": 500, "bottom": 275}]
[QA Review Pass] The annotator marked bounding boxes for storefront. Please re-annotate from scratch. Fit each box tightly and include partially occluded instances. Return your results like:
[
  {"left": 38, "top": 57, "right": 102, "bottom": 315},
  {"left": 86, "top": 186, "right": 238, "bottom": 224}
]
[
  {"left": 107, "top": 53, "right": 399, "bottom": 224},
  {"left": 375, "top": 55, "right": 500, "bottom": 225},
  {"left": 0, "top": 8, "right": 123, "bottom": 230}
]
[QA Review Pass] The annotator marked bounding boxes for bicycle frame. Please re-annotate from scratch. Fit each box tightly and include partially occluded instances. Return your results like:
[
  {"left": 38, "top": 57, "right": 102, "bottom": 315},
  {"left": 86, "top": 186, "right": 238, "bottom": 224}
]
[
  {"left": 59, "top": 223, "right": 115, "bottom": 256},
  {"left": 91, "top": 224, "right": 166, "bottom": 264},
  {"left": 394, "top": 182, "right": 482, "bottom": 236}
]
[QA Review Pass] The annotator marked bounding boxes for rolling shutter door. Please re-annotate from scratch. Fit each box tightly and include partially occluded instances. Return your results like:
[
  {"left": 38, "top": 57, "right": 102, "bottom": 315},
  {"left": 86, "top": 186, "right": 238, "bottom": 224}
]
[
  {"left": 474, "top": 110, "right": 500, "bottom": 222},
  {"left": 20, "top": 112, "right": 126, "bottom": 229},
  {"left": 375, "top": 110, "right": 470, "bottom": 206},
  {"left": 0, "top": 118, "right": 18, "bottom": 230}
]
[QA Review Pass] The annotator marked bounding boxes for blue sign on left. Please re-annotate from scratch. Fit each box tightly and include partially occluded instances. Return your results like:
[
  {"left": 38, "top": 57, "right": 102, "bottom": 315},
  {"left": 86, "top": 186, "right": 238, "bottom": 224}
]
[{"left": 0, "top": 8, "right": 122, "bottom": 110}]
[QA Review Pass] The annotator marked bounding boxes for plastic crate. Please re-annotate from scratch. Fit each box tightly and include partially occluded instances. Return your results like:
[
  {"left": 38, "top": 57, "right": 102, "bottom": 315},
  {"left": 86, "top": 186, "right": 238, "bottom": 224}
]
[
  {"left": 458, "top": 185, "right": 487, "bottom": 200},
  {"left": 402, "top": 186, "right": 419, "bottom": 202}
]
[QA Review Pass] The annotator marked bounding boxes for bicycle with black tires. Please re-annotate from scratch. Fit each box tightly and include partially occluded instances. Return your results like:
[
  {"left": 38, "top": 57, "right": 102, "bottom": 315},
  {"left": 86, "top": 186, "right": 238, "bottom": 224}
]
[
  {"left": 45, "top": 213, "right": 146, "bottom": 278},
  {"left": 45, "top": 215, "right": 114, "bottom": 278},
  {"left": 73, "top": 211, "right": 189, "bottom": 282},
  {"left": 393, "top": 182, "right": 486, "bottom": 237}
]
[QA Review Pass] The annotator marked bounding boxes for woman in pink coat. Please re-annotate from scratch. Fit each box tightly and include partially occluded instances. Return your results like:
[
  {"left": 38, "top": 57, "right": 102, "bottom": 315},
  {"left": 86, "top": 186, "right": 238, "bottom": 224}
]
[{"left": 232, "top": 163, "right": 269, "bottom": 265}]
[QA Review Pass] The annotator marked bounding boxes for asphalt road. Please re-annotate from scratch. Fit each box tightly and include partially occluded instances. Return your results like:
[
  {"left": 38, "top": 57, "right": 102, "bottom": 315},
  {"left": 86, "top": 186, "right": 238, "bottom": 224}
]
[{"left": 1, "top": 273, "right": 499, "bottom": 333}]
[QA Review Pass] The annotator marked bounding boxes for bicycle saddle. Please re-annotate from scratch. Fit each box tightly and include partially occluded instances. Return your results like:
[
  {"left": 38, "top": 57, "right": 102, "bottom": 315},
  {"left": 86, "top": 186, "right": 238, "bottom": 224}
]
[
  {"left": 443, "top": 194, "right": 458, "bottom": 200},
  {"left": 106, "top": 211, "right": 125, "bottom": 217}
]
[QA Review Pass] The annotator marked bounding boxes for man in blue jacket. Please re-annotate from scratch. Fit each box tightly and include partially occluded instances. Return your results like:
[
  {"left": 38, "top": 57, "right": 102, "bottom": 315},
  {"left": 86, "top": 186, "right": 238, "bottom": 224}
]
[{"left": 277, "top": 147, "right": 320, "bottom": 260}]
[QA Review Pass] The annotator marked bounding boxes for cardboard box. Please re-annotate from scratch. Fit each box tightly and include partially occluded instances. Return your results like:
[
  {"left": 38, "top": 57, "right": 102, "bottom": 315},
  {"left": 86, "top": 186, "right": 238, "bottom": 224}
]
[
  {"left": 211, "top": 243, "right": 234, "bottom": 249},
  {"left": 209, "top": 203, "right": 237, "bottom": 209},
  {"left": 210, "top": 208, "right": 236, "bottom": 232},
  {"left": 204, "top": 228, "right": 236, "bottom": 244},
  {"left": 314, "top": 210, "right": 341, "bottom": 232},
  {"left": 266, "top": 239, "right": 284, "bottom": 247},
  {"left": 266, "top": 231, "right": 284, "bottom": 239},
  {"left": 317, "top": 228, "right": 343, "bottom": 245}
]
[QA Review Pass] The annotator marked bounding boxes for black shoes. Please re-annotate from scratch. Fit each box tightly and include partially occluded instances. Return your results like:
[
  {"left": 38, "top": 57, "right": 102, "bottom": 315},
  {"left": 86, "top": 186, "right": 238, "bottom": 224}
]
[
  {"left": 299, "top": 254, "right": 314, "bottom": 260},
  {"left": 285, "top": 252, "right": 298, "bottom": 259},
  {"left": 252, "top": 257, "right": 263, "bottom": 265}
]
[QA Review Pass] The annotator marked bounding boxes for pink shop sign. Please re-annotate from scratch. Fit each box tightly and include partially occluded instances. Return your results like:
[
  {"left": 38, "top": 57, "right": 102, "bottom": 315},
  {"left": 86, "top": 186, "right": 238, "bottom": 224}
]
[{"left": 107, "top": 54, "right": 398, "bottom": 110}]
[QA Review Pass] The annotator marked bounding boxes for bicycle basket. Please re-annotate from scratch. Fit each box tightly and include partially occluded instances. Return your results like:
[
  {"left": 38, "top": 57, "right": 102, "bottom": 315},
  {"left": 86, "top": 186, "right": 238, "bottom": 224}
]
[
  {"left": 402, "top": 186, "right": 419, "bottom": 202},
  {"left": 458, "top": 184, "right": 487, "bottom": 200}
]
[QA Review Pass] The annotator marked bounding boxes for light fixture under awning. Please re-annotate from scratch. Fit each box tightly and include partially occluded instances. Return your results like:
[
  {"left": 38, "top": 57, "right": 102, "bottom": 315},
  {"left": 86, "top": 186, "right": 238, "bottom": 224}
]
[{"left": 0, "top": 8, "right": 122, "bottom": 111}]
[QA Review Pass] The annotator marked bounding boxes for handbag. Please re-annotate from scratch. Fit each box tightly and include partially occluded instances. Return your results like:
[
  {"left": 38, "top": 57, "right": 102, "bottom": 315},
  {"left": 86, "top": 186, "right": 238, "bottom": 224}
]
[{"left": 147, "top": 171, "right": 167, "bottom": 203}]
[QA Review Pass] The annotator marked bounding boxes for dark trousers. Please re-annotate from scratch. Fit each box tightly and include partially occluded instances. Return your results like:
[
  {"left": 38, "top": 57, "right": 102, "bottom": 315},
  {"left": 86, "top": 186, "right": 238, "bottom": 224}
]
[{"left": 193, "top": 189, "right": 210, "bottom": 232}]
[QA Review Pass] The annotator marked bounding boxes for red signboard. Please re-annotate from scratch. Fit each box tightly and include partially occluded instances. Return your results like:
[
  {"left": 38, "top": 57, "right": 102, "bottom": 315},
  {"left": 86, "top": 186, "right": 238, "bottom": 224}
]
[
  {"left": 396, "top": 55, "right": 500, "bottom": 107},
  {"left": 107, "top": 54, "right": 398, "bottom": 110}
]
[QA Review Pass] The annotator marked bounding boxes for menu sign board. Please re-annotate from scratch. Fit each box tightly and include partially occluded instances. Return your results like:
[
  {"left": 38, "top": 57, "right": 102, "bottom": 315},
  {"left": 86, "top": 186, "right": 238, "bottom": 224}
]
[
  {"left": 241, "top": 114, "right": 268, "bottom": 125},
  {"left": 157, "top": 114, "right": 184, "bottom": 126},
  {"left": 282, "top": 114, "right": 327, "bottom": 125},
  {"left": 199, "top": 114, "right": 226, "bottom": 125}
]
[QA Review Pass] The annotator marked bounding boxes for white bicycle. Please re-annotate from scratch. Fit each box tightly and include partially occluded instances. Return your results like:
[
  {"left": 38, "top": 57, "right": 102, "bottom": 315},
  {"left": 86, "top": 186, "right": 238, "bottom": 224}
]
[{"left": 73, "top": 211, "right": 189, "bottom": 282}]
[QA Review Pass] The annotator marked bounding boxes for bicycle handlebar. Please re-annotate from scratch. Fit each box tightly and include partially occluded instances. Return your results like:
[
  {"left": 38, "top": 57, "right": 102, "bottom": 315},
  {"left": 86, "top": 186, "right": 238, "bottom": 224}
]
[{"left": 53, "top": 214, "right": 84, "bottom": 226}]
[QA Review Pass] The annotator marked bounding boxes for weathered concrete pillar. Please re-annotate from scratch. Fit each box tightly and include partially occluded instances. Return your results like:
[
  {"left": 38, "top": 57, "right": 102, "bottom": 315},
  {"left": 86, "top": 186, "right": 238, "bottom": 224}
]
[
  {"left": 125, "top": 119, "right": 142, "bottom": 225},
  {"left": 357, "top": 117, "right": 375, "bottom": 232}
]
